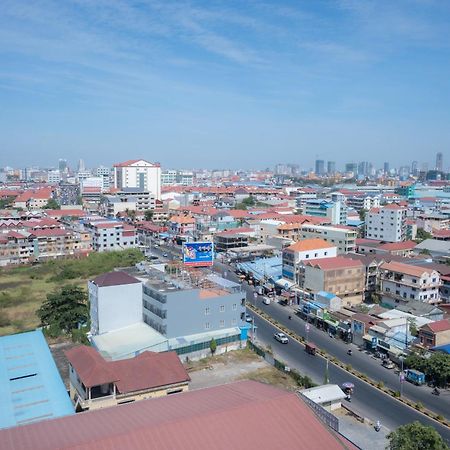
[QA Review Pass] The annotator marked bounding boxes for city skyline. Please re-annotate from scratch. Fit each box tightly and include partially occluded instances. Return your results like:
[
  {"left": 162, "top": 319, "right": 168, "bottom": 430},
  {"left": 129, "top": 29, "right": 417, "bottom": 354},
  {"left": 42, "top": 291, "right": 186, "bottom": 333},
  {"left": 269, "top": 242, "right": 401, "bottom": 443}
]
[{"left": 1, "top": 1, "right": 450, "bottom": 168}]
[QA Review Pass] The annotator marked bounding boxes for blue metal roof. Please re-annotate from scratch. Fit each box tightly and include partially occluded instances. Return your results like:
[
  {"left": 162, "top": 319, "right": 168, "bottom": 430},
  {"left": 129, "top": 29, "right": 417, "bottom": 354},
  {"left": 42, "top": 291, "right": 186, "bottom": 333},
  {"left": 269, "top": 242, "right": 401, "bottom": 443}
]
[
  {"left": 432, "top": 343, "right": 450, "bottom": 354},
  {"left": 0, "top": 330, "right": 74, "bottom": 430},
  {"left": 236, "top": 256, "right": 282, "bottom": 282},
  {"left": 316, "top": 291, "right": 335, "bottom": 300}
]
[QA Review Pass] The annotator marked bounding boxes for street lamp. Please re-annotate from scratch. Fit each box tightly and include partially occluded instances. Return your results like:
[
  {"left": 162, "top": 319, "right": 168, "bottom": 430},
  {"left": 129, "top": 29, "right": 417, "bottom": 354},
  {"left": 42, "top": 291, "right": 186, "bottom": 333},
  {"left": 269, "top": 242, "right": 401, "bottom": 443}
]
[
  {"left": 305, "top": 323, "right": 310, "bottom": 343},
  {"left": 399, "top": 356, "right": 405, "bottom": 397}
]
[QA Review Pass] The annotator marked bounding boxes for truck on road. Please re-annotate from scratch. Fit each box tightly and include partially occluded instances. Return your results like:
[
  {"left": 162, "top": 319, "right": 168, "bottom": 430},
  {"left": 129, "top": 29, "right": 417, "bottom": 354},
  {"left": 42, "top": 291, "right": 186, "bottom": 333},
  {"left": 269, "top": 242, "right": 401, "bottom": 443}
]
[{"left": 405, "top": 369, "right": 425, "bottom": 386}]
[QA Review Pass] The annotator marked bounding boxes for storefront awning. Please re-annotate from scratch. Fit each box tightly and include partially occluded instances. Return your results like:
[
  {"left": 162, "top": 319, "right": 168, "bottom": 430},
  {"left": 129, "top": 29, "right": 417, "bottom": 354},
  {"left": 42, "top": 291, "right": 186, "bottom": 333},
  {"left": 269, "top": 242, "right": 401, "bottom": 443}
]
[{"left": 275, "top": 278, "right": 296, "bottom": 289}]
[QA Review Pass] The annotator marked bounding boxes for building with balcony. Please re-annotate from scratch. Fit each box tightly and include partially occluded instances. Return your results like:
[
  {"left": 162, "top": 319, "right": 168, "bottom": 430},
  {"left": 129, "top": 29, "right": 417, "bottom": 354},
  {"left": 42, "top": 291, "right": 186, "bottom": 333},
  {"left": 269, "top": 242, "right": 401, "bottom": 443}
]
[
  {"left": 365, "top": 204, "right": 407, "bottom": 242},
  {"left": 299, "top": 224, "right": 357, "bottom": 254},
  {"left": 380, "top": 261, "right": 441, "bottom": 307},
  {"left": 66, "top": 346, "right": 190, "bottom": 411},
  {"left": 302, "top": 257, "right": 365, "bottom": 306},
  {"left": 86, "top": 220, "right": 137, "bottom": 252}
]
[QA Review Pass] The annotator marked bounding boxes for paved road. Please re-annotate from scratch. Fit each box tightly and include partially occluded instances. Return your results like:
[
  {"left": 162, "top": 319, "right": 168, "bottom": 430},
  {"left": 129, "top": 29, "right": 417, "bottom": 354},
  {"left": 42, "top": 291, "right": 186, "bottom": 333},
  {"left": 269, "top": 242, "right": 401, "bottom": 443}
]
[
  {"left": 251, "top": 309, "right": 450, "bottom": 444},
  {"left": 213, "top": 260, "right": 450, "bottom": 419}
]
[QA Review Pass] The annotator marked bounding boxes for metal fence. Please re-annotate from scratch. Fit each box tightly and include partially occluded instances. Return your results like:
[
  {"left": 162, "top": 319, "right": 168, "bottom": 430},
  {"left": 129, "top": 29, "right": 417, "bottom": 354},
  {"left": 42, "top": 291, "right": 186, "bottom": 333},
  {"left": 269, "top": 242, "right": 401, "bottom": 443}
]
[{"left": 298, "top": 392, "right": 340, "bottom": 433}]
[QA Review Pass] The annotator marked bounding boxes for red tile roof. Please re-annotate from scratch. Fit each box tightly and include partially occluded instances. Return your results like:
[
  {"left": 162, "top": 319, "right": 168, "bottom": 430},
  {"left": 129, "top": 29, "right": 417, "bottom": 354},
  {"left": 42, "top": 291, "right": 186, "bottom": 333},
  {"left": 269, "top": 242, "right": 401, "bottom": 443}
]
[
  {"left": 380, "top": 261, "right": 435, "bottom": 278},
  {"left": 92, "top": 271, "right": 141, "bottom": 287},
  {"left": 65, "top": 346, "right": 190, "bottom": 392},
  {"left": 0, "top": 380, "right": 357, "bottom": 450},
  {"left": 423, "top": 319, "right": 450, "bottom": 333},
  {"left": 304, "top": 256, "right": 364, "bottom": 270},
  {"left": 286, "top": 238, "right": 334, "bottom": 252},
  {"left": 45, "top": 209, "right": 86, "bottom": 217},
  {"left": 377, "top": 241, "right": 417, "bottom": 251}
]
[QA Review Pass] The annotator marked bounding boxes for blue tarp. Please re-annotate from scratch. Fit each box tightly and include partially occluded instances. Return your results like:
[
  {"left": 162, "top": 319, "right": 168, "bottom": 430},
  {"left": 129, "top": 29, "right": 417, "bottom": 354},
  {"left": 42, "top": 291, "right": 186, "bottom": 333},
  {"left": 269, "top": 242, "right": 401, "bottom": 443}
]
[
  {"left": 432, "top": 344, "right": 450, "bottom": 354},
  {"left": 236, "top": 256, "right": 282, "bottom": 283}
]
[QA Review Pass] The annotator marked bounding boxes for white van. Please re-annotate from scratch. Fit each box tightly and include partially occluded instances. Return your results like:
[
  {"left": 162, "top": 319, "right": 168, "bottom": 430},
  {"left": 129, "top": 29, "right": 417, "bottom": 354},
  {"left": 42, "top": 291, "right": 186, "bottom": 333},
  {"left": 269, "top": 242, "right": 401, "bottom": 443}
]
[{"left": 262, "top": 297, "right": 271, "bottom": 305}]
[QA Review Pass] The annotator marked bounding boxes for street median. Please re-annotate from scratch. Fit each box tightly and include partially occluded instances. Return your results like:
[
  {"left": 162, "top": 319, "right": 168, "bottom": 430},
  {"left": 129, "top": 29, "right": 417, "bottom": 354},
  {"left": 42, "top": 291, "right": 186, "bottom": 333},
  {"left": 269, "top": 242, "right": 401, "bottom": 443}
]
[{"left": 247, "top": 303, "right": 449, "bottom": 429}]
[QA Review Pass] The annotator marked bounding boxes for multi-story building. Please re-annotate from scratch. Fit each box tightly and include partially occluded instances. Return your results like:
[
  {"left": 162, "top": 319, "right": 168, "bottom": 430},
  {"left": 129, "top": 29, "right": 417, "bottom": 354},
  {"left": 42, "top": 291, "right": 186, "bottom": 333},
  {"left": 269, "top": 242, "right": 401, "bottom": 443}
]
[
  {"left": 161, "top": 169, "right": 177, "bottom": 186},
  {"left": 365, "top": 204, "right": 407, "bottom": 242},
  {"left": 301, "top": 257, "right": 365, "bottom": 306},
  {"left": 89, "top": 266, "right": 248, "bottom": 361},
  {"left": 418, "top": 319, "right": 450, "bottom": 348},
  {"left": 47, "top": 170, "right": 61, "bottom": 184},
  {"left": 299, "top": 224, "right": 357, "bottom": 254},
  {"left": 346, "top": 195, "right": 380, "bottom": 211},
  {"left": 304, "top": 199, "right": 346, "bottom": 225},
  {"left": 282, "top": 238, "right": 337, "bottom": 284},
  {"left": 89, "top": 271, "right": 143, "bottom": 336},
  {"left": 87, "top": 221, "right": 137, "bottom": 252},
  {"left": 113, "top": 159, "right": 161, "bottom": 200},
  {"left": 380, "top": 261, "right": 441, "bottom": 307},
  {"left": 169, "top": 215, "right": 195, "bottom": 238},
  {"left": 315, "top": 160, "right": 325, "bottom": 176},
  {"left": 100, "top": 189, "right": 156, "bottom": 217}
]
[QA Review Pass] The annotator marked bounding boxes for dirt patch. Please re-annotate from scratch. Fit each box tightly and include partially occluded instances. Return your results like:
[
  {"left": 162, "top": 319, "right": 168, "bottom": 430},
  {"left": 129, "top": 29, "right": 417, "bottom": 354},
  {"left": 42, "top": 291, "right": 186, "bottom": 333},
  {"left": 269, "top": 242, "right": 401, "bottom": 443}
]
[
  {"left": 186, "top": 348, "right": 260, "bottom": 372},
  {"left": 237, "top": 366, "right": 299, "bottom": 391}
]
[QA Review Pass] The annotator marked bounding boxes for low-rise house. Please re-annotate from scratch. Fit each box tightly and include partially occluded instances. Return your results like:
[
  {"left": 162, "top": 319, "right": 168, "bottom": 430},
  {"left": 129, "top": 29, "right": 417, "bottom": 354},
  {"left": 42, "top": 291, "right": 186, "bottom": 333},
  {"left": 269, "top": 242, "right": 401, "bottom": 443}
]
[
  {"left": 418, "top": 319, "right": 450, "bottom": 349},
  {"left": 214, "top": 227, "right": 254, "bottom": 252},
  {"left": 66, "top": 346, "right": 190, "bottom": 411},
  {"left": 169, "top": 215, "right": 195, "bottom": 239},
  {"left": 301, "top": 384, "right": 346, "bottom": 411},
  {"left": 414, "top": 239, "right": 450, "bottom": 263}
]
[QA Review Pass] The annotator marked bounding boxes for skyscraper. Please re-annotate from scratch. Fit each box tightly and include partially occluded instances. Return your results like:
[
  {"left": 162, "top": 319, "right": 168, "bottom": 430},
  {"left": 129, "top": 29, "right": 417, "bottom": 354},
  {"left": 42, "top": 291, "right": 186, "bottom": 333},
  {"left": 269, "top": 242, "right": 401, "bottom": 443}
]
[
  {"left": 411, "top": 161, "right": 418, "bottom": 176},
  {"left": 315, "top": 160, "right": 325, "bottom": 176},
  {"left": 383, "top": 162, "right": 390, "bottom": 175},
  {"left": 436, "top": 152, "right": 443, "bottom": 172},
  {"left": 58, "top": 159, "right": 68, "bottom": 172},
  {"left": 327, "top": 161, "right": 336, "bottom": 175},
  {"left": 345, "top": 163, "right": 357, "bottom": 175},
  {"left": 77, "top": 159, "right": 86, "bottom": 173}
]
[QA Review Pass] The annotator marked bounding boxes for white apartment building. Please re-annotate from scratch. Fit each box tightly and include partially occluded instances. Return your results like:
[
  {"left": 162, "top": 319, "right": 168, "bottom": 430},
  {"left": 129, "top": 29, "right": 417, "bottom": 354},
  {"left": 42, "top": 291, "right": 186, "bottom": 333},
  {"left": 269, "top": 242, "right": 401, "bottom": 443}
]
[
  {"left": 282, "top": 238, "right": 337, "bottom": 284},
  {"left": 89, "top": 271, "right": 143, "bottom": 336},
  {"left": 95, "top": 166, "right": 112, "bottom": 190},
  {"left": 161, "top": 170, "right": 177, "bottom": 186},
  {"left": 86, "top": 221, "right": 138, "bottom": 252},
  {"left": 299, "top": 224, "right": 357, "bottom": 254},
  {"left": 113, "top": 159, "right": 161, "bottom": 200},
  {"left": 365, "top": 204, "right": 407, "bottom": 242},
  {"left": 380, "top": 261, "right": 441, "bottom": 307},
  {"left": 47, "top": 170, "right": 61, "bottom": 184},
  {"left": 346, "top": 195, "right": 380, "bottom": 211}
]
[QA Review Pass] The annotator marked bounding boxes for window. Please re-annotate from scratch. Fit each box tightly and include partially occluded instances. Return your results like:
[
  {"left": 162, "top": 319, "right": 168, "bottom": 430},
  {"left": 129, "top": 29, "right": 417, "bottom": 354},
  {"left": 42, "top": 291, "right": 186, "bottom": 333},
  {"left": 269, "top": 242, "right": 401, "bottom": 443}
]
[
  {"left": 324, "top": 252, "right": 328, "bottom": 256},
  {"left": 220, "top": 305, "right": 225, "bottom": 313},
  {"left": 232, "top": 303, "right": 237, "bottom": 311},
  {"left": 314, "top": 253, "right": 318, "bottom": 257},
  {"left": 205, "top": 307, "right": 210, "bottom": 316},
  {"left": 205, "top": 322, "right": 211, "bottom": 330},
  {"left": 305, "top": 254, "right": 309, "bottom": 259},
  {"left": 220, "top": 320, "right": 225, "bottom": 328},
  {"left": 232, "top": 318, "right": 237, "bottom": 325}
]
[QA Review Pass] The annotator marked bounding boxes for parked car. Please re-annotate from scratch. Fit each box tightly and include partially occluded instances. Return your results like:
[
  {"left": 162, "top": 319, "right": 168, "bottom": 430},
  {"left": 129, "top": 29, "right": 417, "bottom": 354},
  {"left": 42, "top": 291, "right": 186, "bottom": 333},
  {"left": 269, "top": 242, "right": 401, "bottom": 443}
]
[
  {"left": 382, "top": 360, "right": 395, "bottom": 369},
  {"left": 162, "top": 253, "right": 168, "bottom": 257},
  {"left": 245, "top": 314, "right": 252, "bottom": 323},
  {"left": 262, "top": 297, "right": 271, "bottom": 305},
  {"left": 274, "top": 332, "right": 289, "bottom": 344}
]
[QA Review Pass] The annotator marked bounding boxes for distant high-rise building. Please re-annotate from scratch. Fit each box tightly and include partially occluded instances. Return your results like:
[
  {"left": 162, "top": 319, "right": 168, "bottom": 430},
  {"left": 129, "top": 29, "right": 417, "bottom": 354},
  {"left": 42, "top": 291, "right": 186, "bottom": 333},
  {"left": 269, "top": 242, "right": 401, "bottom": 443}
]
[
  {"left": 327, "top": 161, "right": 336, "bottom": 175},
  {"left": 77, "top": 159, "right": 85, "bottom": 173},
  {"left": 411, "top": 161, "right": 418, "bottom": 176},
  {"left": 383, "top": 162, "right": 390, "bottom": 175},
  {"left": 358, "top": 161, "right": 369, "bottom": 177},
  {"left": 315, "top": 160, "right": 325, "bottom": 176},
  {"left": 345, "top": 163, "right": 357, "bottom": 175},
  {"left": 436, "top": 152, "right": 443, "bottom": 171},
  {"left": 59, "top": 159, "right": 68, "bottom": 172}
]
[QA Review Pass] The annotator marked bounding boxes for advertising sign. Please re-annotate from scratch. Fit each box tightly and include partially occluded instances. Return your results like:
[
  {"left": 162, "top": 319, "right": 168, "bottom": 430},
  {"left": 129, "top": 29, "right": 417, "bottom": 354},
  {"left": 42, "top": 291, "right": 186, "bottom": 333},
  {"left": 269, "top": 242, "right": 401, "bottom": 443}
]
[{"left": 182, "top": 242, "right": 214, "bottom": 267}]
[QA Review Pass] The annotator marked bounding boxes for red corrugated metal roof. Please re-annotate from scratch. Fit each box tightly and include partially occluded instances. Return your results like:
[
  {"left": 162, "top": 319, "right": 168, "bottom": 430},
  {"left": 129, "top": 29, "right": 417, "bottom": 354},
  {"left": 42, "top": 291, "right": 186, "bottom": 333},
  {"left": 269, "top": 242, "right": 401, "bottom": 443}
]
[
  {"left": 304, "top": 256, "right": 364, "bottom": 270},
  {"left": 0, "top": 381, "right": 356, "bottom": 450}
]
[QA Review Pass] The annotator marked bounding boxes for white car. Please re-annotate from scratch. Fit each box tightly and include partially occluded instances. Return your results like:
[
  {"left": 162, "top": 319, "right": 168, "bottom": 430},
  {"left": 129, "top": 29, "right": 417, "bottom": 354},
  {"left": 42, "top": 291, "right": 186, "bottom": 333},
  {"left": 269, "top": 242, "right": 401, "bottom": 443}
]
[
  {"left": 262, "top": 297, "right": 271, "bottom": 305},
  {"left": 245, "top": 314, "right": 252, "bottom": 323},
  {"left": 274, "top": 332, "right": 289, "bottom": 344}
]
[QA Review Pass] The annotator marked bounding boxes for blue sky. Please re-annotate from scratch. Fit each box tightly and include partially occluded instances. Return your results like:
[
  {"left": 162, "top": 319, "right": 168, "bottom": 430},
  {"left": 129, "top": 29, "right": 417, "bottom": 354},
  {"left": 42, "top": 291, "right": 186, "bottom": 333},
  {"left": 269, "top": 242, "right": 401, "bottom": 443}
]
[{"left": 0, "top": 0, "right": 449, "bottom": 170}]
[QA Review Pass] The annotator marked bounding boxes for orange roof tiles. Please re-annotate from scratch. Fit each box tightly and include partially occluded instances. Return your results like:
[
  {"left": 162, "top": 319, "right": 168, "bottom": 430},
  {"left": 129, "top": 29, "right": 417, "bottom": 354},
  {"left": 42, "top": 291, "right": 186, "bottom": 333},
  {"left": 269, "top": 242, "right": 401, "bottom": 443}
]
[
  {"left": 304, "top": 256, "right": 363, "bottom": 270},
  {"left": 286, "top": 238, "right": 334, "bottom": 252},
  {"left": 380, "top": 261, "right": 435, "bottom": 277}
]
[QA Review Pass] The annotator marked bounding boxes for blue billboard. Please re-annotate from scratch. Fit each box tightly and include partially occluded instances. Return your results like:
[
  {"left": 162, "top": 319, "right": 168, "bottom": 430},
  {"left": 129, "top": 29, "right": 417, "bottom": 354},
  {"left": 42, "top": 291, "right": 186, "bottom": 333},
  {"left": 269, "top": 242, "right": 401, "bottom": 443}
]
[{"left": 182, "top": 242, "right": 214, "bottom": 267}]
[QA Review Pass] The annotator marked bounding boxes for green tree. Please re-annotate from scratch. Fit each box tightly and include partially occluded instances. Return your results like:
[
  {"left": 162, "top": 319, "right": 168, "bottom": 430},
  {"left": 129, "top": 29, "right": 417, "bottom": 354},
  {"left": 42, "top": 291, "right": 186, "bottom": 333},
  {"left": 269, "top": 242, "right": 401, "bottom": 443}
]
[
  {"left": 359, "top": 208, "right": 367, "bottom": 221},
  {"left": 242, "top": 196, "right": 256, "bottom": 207},
  {"left": 387, "top": 421, "right": 448, "bottom": 450},
  {"left": 0, "top": 196, "right": 14, "bottom": 209},
  {"left": 416, "top": 228, "right": 432, "bottom": 242},
  {"left": 425, "top": 352, "right": 450, "bottom": 388},
  {"left": 38, "top": 286, "right": 88, "bottom": 335},
  {"left": 44, "top": 198, "right": 60, "bottom": 209},
  {"left": 209, "top": 338, "right": 217, "bottom": 355},
  {"left": 144, "top": 209, "right": 154, "bottom": 221}
]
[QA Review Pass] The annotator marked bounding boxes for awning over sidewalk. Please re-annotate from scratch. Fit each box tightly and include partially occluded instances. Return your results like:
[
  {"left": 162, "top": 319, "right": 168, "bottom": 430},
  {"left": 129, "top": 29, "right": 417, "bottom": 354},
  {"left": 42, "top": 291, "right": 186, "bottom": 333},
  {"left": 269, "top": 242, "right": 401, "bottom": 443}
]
[{"left": 275, "top": 278, "right": 296, "bottom": 289}]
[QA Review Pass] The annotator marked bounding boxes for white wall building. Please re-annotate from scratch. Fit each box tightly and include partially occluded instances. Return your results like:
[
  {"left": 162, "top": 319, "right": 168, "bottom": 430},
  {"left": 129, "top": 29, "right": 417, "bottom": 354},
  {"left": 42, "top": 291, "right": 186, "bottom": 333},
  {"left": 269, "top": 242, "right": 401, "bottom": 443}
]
[
  {"left": 299, "top": 224, "right": 357, "bottom": 254},
  {"left": 114, "top": 159, "right": 161, "bottom": 200},
  {"left": 89, "top": 271, "right": 143, "bottom": 336},
  {"left": 380, "top": 261, "right": 441, "bottom": 307},
  {"left": 365, "top": 204, "right": 407, "bottom": 242},
  {"left": 47, "top": 170, "right": 61, "bottom": 184}
]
